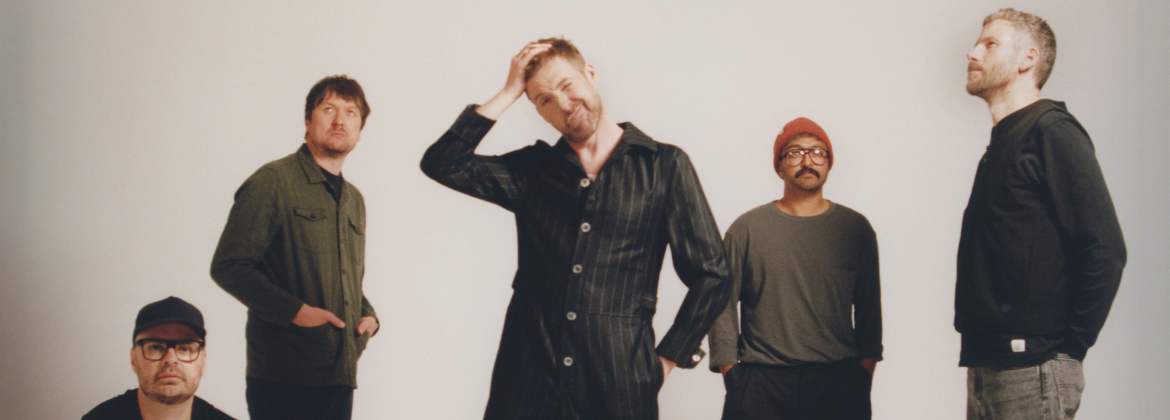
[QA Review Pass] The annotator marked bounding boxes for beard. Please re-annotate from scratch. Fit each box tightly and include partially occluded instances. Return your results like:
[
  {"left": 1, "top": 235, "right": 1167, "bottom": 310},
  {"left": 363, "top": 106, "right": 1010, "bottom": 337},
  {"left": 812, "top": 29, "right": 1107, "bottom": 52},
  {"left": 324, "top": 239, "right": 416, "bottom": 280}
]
[
  {"left": 141, "top": 370, "right": 198, "bottom": 405},
  {"left": 561, "top": 98, "right": 604, "bottom": 144},
  {"left": 305, "top": 129, "right": 359, "bottom": 158},
  {"left": 965, "top": 62, "right": 1013, "bottom": 99},
  {"left": 144, "top": 389, "right": 195, "bottom": 405}
]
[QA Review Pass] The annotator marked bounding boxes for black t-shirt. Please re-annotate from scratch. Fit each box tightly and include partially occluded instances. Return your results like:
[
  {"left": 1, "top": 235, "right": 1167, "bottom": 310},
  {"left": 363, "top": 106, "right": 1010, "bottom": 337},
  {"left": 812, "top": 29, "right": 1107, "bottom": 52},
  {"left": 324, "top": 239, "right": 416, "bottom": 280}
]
[
  {"left": 320, "top": 166, "right": 344, "bottom": 201},
  {"left": 81, "top": 389, "right": 236, "bottom": 420}
]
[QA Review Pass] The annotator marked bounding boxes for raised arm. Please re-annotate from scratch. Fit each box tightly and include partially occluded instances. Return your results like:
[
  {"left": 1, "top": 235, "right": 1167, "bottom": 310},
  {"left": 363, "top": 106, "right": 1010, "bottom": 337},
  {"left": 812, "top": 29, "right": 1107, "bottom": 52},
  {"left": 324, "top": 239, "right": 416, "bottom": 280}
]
[
  {"left": 476, "top": 42, "right": 551, "bottom": 121},
  {"left": 419, "top": 43, "right": 552, "bottom": 210}
]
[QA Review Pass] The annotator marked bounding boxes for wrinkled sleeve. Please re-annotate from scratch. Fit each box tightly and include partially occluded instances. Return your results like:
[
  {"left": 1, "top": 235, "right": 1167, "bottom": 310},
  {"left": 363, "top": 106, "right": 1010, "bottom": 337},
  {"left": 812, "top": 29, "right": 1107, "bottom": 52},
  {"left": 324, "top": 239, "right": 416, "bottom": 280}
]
[
  {"left": 1038, "top": 115, "right": 1127, "bottom": 359},
  {"left": 707, "top": 221, "right": 746, "bottom": 372},
  {"left": 419, "top": 105, "right": 524, "bottom": 211},
  {"left": 655, "top": 149, "right": 732, "bottom": 369},
  {"left": 209, "top": 168, "right": 304, "bottom": 327}
]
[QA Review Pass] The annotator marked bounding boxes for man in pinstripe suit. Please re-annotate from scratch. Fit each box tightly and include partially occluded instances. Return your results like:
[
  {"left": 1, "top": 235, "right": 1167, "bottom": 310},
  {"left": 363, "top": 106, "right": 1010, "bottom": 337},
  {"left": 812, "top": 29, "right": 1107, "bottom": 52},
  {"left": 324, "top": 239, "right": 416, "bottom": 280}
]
[{"left": 421, "top": 38, "right": 732, "bottom": 420}]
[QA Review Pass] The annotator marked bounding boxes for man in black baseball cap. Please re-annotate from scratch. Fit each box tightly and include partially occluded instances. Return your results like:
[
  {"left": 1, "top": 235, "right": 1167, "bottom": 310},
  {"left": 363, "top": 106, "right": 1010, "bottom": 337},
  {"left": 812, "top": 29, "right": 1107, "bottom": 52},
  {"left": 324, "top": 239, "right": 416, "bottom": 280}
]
[{"left": 82, "top": 296, "right": 236, "bottom": 420}]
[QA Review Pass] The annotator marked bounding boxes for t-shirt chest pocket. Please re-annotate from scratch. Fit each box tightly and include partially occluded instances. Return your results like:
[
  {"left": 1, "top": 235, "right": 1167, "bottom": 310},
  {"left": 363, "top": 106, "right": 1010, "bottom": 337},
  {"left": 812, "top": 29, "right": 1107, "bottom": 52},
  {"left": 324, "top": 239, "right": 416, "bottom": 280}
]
[{"left": 293, "top": 207, "right": 333, "bottom": 254}]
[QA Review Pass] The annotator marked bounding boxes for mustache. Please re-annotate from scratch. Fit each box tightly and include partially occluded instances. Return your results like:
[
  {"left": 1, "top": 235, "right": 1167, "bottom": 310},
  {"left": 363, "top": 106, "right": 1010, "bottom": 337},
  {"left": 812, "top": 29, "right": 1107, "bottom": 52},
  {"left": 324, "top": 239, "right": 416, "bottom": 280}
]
[{"left": 796, "top": 167, "right": 820, "bottom": 179}]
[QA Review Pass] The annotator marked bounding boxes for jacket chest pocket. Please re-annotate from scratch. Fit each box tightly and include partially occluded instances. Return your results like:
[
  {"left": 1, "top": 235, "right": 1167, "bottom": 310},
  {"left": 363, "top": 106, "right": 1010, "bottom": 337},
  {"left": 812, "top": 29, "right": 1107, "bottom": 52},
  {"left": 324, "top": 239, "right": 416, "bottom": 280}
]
[
  {"left": 346, "top": 215, "right": 365, "bottom": 271},
  {"left": 293, "top": 207, "right": 333, "bottom": 255}
]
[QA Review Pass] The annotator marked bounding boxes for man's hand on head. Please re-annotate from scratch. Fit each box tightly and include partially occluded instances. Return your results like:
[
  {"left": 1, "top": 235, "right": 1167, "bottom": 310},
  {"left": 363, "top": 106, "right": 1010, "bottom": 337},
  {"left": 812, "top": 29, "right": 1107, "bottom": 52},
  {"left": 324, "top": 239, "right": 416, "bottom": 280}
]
[
  {"left": 477, "top": 42, "right": 552, "bottom": 121},
  {"left": 291, "top": 303, "right": 346, "bottom": 328}
]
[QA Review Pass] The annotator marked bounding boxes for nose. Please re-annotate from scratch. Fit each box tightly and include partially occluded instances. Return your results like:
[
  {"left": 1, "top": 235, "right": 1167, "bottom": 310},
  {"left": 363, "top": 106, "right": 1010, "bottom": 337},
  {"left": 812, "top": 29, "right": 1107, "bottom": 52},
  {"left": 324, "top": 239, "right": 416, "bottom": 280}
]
[
  {"left": 798, "top": 152, "right": 816, "bottom": 166},
  {"left": 967, "top": 46, "right": 980, "bottom": 62},
  {"left": 160, "top": 347, "right": 181, "bottom": 365},
  {"left": 557, "top": 94, "right": 574, "bottom": 113}
]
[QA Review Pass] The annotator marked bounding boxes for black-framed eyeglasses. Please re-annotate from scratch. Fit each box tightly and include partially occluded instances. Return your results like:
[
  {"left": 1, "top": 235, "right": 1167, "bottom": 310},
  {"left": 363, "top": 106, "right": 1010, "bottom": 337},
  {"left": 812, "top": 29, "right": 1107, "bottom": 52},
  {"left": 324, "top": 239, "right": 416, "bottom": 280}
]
[
  {"left": 135, "top": 339, "right": 204, "bottom": 362},
  {"left": 782, "top": 147, "right": 829, "bottom": 166}
]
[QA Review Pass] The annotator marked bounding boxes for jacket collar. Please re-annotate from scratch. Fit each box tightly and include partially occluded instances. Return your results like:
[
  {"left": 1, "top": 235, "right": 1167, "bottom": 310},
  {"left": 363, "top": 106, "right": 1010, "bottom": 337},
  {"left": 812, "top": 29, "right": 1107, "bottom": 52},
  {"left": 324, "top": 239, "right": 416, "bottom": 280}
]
[
  {"left": 549, "top": 121, "right": 659, "bottom": 163},
  {"left": 295, "top": 144, "right": 328, "bottom": 185}
]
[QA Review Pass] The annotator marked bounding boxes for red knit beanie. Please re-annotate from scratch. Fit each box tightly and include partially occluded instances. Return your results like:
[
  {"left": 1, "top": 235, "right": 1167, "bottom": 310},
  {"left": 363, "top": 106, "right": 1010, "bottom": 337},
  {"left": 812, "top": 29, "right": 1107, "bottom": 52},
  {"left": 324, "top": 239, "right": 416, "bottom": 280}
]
[{"left": 773, "top": 117, "right": 833, "bottom": 172}]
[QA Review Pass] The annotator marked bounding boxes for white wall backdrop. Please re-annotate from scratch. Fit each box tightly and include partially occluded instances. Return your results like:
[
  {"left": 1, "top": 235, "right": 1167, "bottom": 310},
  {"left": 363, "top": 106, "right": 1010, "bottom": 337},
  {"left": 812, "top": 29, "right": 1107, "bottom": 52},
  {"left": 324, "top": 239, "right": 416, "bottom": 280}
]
[{"left": 1, "top": 1, "right": 1166, "bottom": 419}]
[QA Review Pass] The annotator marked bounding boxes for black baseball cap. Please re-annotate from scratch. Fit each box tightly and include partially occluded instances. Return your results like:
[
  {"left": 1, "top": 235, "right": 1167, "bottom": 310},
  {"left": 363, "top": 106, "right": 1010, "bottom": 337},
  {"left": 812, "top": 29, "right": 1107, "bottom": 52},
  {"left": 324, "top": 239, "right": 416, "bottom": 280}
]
[{"left": 133, "top": 296, "right": 206, "bottom": 341}]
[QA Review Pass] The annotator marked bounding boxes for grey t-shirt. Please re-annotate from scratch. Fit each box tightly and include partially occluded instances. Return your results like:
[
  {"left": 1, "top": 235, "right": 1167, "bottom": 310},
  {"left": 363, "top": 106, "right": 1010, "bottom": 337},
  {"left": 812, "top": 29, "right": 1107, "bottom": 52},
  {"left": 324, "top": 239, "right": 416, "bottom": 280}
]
[{"left": 708, "top": 201, "right": 882, "bottom": 371}]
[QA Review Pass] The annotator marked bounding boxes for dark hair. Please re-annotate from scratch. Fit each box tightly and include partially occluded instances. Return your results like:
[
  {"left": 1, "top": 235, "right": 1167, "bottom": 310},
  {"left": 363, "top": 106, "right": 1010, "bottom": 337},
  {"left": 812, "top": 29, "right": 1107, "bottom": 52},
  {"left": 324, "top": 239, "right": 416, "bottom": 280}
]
[
  {"left": 523, "top": 37, "right": 587, "bottom": 82},
  {"left": 304, "top": 75, "right": 371, "bottom": 127},
  {"left": 984, "top": 8, "right": 1057, "bottom": 90}
]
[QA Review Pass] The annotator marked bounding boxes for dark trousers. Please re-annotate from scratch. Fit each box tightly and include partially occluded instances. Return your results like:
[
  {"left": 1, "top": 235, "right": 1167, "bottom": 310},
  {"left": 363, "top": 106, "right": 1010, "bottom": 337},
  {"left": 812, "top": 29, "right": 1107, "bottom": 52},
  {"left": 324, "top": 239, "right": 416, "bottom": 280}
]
[
  {"left": 721, "top": 360, "right": 872, "bottom": 420},
  {"left": 246, "top": 377, "right": 354, "bottom": 420}
]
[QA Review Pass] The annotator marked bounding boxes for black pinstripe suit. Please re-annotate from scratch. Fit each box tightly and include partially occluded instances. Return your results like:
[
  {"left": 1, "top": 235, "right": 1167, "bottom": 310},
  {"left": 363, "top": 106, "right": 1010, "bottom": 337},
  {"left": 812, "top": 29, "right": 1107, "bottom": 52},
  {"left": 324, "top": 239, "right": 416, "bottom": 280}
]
[{"left": 421, "top": 106, "right": 731, "bottom": 420}]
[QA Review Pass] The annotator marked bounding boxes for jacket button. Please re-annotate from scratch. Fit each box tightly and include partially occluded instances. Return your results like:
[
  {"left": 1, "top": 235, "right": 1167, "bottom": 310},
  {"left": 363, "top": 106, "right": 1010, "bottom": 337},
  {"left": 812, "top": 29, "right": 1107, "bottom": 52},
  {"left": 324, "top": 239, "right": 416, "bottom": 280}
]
[
  {"left": 692, "top": 354, "right": 703, "bottom": 363},
  {"left": 580, "top": 223, "right": 591, "bottom": 232},
  {"left": 566, "top": 311, "right": 577, "bottom": 321},
  {"left": 563, "top": 357, "right": 574, "bottom": 366},
  {"left": 580, "top": 178, "right": 591, "bottom": 188},
  {"left": 572, "top": 265, "right": 583, "bottom": 274}
]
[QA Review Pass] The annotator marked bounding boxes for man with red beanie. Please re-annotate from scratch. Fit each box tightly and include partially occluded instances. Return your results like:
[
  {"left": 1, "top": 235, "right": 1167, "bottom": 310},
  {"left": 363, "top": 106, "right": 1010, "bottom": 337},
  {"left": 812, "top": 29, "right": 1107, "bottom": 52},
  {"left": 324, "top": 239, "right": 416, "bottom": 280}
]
[{"left": 708, "top": 117, "right": 883, "bottom": 420}]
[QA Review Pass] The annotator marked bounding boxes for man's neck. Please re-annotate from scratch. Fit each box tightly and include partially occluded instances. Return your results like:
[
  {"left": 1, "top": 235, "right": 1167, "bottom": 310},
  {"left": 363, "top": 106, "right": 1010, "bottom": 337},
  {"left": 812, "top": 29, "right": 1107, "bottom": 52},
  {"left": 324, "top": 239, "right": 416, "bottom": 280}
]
[
  {"left": 137, "top": 390, "right": 194, "bottom": 420},
  {"left": 776, "top": 189, "right": 829, "bottom": 217},
  {"left": 567, "top": 113, "right": 623, "bottom": 175},
  {"left": 985, "top": 81, "right": 1041, "bottom": 125}
]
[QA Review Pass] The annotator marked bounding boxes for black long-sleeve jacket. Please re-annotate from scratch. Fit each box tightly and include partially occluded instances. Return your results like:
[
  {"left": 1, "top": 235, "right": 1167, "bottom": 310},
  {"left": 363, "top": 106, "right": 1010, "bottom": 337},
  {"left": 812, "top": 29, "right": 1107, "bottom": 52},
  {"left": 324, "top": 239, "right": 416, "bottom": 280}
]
[
  {"left": 955, "top": 100, "right": 1126, "bottom": 368},
  {"left": 421, "top": 106, "right": 730, "bottom": 420}
]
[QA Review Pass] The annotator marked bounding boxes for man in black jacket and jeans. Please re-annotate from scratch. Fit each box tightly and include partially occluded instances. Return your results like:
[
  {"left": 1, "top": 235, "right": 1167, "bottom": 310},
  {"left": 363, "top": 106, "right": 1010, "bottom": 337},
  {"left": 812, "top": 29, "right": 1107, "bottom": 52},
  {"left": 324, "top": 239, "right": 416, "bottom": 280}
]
[{"left": 957, "top": 8, "right": 1126, "bottom": 420}]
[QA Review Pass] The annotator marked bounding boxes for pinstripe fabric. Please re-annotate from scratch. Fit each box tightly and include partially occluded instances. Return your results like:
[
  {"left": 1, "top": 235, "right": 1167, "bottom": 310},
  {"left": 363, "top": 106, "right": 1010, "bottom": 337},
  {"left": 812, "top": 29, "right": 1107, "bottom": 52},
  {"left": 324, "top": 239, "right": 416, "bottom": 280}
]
[{"left": 421, "top": 106, "right": 731, "bottom": 420}]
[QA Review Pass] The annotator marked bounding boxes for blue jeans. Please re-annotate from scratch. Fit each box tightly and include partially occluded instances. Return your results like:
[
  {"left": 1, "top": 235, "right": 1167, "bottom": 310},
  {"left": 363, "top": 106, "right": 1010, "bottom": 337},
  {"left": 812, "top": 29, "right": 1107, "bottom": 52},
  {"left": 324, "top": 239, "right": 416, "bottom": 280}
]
[{"left": 967, "top": 353, "right": 1084, "bottom": 420}]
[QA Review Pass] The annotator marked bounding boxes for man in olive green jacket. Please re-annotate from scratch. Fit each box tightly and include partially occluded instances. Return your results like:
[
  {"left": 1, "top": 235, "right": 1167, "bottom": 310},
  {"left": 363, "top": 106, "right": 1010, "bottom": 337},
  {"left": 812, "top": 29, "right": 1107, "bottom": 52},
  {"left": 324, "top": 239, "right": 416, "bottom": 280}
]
[{"left": 210, "top": 75, "right": 378, "bottom": 420}]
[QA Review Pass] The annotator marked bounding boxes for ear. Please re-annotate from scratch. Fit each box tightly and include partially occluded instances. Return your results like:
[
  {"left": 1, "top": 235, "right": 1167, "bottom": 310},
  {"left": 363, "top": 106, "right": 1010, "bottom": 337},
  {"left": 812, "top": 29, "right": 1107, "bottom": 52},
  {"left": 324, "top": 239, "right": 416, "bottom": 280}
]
[
  {"left": 130, "top": 348, "right": 139, "bottom": 374},
  {"left": 197, "top": 348, "right": 208, "bottom": 369},
  {"left": 583, "top": 63, "right": 598, "bottom": 86},
  {"left": 1017, "top": 45, "right": 1039, "bottom": 75}
]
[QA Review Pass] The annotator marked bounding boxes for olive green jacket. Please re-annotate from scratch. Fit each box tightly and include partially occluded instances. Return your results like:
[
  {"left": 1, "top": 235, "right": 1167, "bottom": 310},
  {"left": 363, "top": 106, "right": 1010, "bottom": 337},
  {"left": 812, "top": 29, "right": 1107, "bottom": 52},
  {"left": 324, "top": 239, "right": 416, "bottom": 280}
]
[{"left": 211, "top": 145, "right": 375, "bottom": 388}]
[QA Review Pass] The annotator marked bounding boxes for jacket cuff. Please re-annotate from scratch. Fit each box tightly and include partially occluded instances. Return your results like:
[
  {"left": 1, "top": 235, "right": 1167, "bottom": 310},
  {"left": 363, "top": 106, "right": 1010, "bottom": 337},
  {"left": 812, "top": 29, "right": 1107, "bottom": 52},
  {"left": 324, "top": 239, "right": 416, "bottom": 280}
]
[
  {"left": 271, "top": 297, "right": 306, "bottom": 328},
  {"left": 656, "top": 327, "right": 706, "bottom": 369},
  {"left": 451, "top": 105, "right": 496, "bottom": 142}
]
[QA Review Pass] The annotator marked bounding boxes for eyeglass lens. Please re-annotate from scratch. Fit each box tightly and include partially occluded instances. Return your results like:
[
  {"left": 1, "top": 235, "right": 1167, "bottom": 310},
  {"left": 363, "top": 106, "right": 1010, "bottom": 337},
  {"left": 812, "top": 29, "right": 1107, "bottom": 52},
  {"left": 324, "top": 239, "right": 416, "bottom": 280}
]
[
  {"left": 137, "top": 339, "right": 203, "bottom": 362},
  {"left": 784, "top": 148, "right": 828, "bottom": 165}
]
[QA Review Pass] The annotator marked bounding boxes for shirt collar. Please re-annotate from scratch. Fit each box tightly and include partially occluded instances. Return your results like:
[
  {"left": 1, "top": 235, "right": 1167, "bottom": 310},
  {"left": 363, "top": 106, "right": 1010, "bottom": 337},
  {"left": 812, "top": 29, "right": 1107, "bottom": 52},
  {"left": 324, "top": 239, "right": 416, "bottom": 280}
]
[
  {"left": 295, "top": 144, "right": 328, "bottom": 185},
  {"left": 617, "top": 122, "right": 659, "bottom": 151},
  {"left": 545, "top": 122, "right": 660, "bottom": 174},
  {"left": 549, "top": 122, "right": 659, "bottom": 155}
]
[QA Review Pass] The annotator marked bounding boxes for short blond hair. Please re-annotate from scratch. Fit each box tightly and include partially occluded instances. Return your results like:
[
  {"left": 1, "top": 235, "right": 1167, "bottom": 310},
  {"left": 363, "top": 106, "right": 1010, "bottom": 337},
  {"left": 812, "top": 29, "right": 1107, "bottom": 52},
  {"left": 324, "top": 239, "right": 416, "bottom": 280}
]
[
  {"left": 984, "top": 8, "right": 1057, "bottom": 90},
  {"left": 523, "top": 37, "right": 586, "bottom": 82}
]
